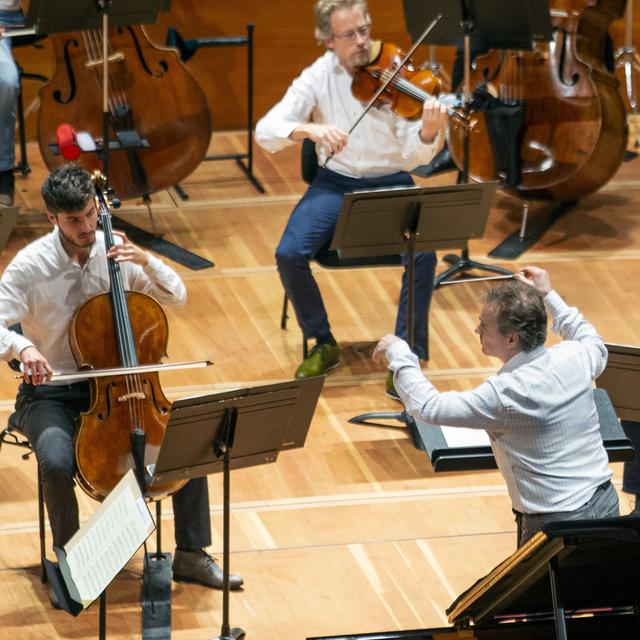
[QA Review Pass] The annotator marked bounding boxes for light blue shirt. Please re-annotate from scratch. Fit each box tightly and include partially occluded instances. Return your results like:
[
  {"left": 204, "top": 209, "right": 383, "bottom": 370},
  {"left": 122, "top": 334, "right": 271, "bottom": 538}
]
[{"left": 387, "top": 290, "right": 612, "bottom": 514}]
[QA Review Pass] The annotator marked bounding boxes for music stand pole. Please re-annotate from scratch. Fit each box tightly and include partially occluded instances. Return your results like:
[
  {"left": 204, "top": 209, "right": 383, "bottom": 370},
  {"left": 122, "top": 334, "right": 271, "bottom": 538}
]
[
  {"left": 213, "top": 407, "right": 243, "bottom": 640},
  {"left": 433, "top": 2, "right": 511, "bottom": 287}
]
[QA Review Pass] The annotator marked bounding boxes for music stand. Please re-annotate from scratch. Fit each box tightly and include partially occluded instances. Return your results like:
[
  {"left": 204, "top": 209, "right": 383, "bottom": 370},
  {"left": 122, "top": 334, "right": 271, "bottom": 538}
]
[
  {"left": 148, "top": 376, "right": 325, "bottom": 640},
  {"left": 329, "top": 182, "right": 496, "bottom": 447},
  {"left": 403, "top": 0, "right": 552, "bottom": 282}
]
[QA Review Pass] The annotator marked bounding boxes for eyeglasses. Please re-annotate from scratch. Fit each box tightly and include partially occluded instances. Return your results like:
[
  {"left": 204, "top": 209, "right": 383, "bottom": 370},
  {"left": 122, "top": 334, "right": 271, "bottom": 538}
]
[{"left": 332, "top": 23, "right": 371, "bottom": 43}]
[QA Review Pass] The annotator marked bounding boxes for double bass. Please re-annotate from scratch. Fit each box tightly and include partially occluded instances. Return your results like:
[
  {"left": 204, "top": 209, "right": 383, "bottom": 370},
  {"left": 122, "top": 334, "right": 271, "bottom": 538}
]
[
  {"left": 447, "top": 0, "right": 628, "bottom": 202},
  {"left": 71, "top": 173, "right": 186, "bottom": 501},
  {"left": 38, "top": 25, "right": 211, "bottom": 201}
]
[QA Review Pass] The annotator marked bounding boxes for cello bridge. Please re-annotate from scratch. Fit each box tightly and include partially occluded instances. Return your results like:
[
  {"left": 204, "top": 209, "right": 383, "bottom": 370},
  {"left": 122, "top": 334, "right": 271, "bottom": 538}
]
[{"left": 118, "top": 392, "right": 147, "bottom": 402}]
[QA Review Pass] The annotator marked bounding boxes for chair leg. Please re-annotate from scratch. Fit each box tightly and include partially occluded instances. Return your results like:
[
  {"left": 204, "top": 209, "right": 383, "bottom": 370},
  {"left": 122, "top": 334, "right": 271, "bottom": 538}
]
[
  {"left": 280, "top": 293, "right": 289, "bottom": 330},
  {"left": 37, "top": 463, "right": 47, "bottom": 583}
]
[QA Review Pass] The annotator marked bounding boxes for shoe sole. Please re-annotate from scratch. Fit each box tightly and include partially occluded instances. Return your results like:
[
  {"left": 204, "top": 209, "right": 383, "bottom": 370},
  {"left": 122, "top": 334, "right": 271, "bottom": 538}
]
[{"left": 385, "top": 390, "right": 402, "bottom": 402}]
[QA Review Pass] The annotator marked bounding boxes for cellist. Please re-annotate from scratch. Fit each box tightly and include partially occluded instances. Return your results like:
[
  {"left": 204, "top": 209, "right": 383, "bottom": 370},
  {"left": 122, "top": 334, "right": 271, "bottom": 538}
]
[
  {"left": 0, "top": 164, "right": 243, "bottom": 608},
  {"left": 255, "top": 0, "right": 448, "bottom": 397}
]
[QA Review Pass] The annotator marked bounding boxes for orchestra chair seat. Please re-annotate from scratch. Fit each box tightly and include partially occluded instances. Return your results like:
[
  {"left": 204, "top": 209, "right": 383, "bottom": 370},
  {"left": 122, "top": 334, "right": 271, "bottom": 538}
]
[
  {"left": 281, "top": 139, "right": 453, "bottom": 358},
  {"left": 0, "top": 355, "right": 47, "bottom": 583}
]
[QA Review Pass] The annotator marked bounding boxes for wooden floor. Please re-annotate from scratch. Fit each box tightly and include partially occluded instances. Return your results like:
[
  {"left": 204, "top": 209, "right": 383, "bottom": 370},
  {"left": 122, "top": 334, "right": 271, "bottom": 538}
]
[{"left": 1, "top": 133, "right": 639, "bottom": 639}]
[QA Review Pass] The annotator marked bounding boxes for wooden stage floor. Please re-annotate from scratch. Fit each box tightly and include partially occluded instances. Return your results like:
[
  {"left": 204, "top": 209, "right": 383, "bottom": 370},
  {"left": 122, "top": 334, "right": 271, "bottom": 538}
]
[{"left": 0, "top": 134, "right": 639, "bottom": 639}]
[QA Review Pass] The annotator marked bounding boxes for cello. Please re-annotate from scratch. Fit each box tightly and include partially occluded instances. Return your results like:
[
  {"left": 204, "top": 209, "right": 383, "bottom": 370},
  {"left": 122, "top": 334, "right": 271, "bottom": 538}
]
[
  {"left": 37, "top": 25, "right": 211, "bottom": 201},
  {"left": 71, "top": 172, "right": 186, "bottom": 501},
  {"left": 447, "top": 0, "right": 628, "bottom": 202}
]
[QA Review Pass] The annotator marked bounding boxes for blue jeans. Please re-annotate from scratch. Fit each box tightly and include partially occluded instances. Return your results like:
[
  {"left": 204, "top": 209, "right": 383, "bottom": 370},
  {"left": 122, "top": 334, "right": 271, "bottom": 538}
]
[
  {"left": 14, "top": 382, "right": 212, "bottom": 550},
  {"left": 276, "top": 167, "right": 436, "bottom": 359},
  {"left": 0, "top": 10, "right": 22, "bottom": 173}
]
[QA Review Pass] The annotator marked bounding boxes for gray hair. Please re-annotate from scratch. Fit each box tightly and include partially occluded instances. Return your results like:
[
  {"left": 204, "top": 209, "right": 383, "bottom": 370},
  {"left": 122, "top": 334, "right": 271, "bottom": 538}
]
[
  {"left": 41, "top": 164, "right": 94, "bottom": 214},
  {"left": 483, "top": 281, "right": 547, "bottom": 352},
  {"left": 313, "top": 0, "right": 369, "bottom": 42}
]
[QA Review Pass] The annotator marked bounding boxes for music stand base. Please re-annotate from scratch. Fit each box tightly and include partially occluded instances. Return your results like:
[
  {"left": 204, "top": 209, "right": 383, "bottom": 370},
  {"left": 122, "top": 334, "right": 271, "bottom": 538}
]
[
  {"left": 348, "top": 411, "right": 426, "bottom": 451},
  {"left": 142, "top": 552, "right": 172, "bottom": 640},
  {"left": 211, "top": 627, "right": 246, "bottom": 640},
  {"left": 435, "top": 250, "right": 512, "bottom": 287},
  {"left": 488, "top": 200, "right": 576, "bottom": 260}
]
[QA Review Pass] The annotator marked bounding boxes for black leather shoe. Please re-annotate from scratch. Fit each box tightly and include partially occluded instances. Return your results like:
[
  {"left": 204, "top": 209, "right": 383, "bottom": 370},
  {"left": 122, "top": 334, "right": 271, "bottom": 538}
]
[
  {"left": 295, "top": 342, "right": 339, "bottom": 378},
  {"left": 173, "top": 549, "right": 244, "bottom": 590}
]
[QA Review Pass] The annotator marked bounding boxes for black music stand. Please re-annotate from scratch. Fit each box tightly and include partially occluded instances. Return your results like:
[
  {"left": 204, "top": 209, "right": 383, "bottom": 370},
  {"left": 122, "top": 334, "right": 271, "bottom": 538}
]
[
  {"left": 329, "top": 182, "right": 496, "bottom": 447},
  {"left": 148, "top": 376, "right": 325, "bottom": 640},
  {"left": 403, "top": 0, "right": 552, "bottom": 276}
]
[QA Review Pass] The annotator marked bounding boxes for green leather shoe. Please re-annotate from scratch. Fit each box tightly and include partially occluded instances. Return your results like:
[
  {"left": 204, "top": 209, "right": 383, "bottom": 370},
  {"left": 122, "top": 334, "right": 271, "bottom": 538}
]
[
  {"left": 385, "top": 371, "right": 401, "bottom": 401},
  {"left": 295, "top": 342, "right": 339, "bottom": 378}
]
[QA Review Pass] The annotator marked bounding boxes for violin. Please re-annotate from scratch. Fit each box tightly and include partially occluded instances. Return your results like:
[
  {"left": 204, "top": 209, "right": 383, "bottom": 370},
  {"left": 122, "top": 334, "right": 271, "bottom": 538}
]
[
  {"left": 71, "top": 173, "right": 187, "bottom": 501},
  {"left": 37, "top": 26, "right": 211, "bottom": 201},
  {"left": 351, "top": 40, "right": 470, "bottom": 128}
]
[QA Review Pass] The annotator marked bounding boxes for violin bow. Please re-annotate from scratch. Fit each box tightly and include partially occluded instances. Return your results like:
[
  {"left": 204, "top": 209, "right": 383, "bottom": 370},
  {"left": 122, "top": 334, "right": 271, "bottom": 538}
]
[{"left": 323, "top": 13, "right": 443, "bottom": 168}]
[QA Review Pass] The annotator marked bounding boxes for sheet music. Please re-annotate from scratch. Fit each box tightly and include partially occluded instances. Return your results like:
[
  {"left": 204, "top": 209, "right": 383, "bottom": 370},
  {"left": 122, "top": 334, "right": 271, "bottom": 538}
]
[
  {"left": 58, "top": 470, "right": 154, "bottom": 607},
  {"left": 441, "top": 425, "right": 491, "bottom": 448}
]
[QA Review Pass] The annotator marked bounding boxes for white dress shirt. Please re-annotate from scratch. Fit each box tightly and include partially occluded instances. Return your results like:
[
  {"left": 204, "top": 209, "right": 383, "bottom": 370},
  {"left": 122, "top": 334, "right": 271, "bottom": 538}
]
[
  {"left": 0, "top": 227, "right": 186, "bottom": 373},
  {"left": 386, "top": 290, "right": 612, "bottom": 514},
  {"left": 255, "top": 50, "right": 443, "bottom": 179}
]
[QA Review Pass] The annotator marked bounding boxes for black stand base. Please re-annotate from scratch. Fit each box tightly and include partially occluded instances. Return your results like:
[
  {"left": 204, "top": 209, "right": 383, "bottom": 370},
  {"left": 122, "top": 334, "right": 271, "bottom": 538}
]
[
  {"left": 111, "top": 214, "right": 214, "bottom": 270},
  {"left": 434, "top": 249, "right": 512, "bottom": 287},
  {"left": 348, "top": 411, "right": 426, "bottom": 451},
  {"left": 142, "top": 552, "right": 172, "bottom": 640},
  {"left": 488, "top": 200, "right": 576, "bottom": 260}
]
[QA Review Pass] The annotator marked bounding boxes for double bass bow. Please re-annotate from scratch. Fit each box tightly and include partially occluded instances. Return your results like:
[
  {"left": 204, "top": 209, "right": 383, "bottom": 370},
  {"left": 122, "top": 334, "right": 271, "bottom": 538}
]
[{"left": 70, "top": 173, "right": 203, "bottom": 501}]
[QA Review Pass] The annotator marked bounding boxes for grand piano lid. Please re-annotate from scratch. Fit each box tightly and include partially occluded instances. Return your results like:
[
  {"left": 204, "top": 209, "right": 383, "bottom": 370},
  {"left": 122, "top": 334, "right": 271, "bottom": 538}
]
[{"left": 446, "top": 514, "right": 640, "bottom": 626}]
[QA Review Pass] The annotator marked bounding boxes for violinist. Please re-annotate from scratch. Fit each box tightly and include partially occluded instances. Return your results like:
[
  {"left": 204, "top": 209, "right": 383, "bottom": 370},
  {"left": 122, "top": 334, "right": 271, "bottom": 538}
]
[
  {"left": 0, "top": 0, "right": 23, "bottom": 207},
  {"left": 256, "top": 0, "right": 448, "bottom": 395},
  {"left": 0, "top": 164, "right": 243, "bottom": 608}
]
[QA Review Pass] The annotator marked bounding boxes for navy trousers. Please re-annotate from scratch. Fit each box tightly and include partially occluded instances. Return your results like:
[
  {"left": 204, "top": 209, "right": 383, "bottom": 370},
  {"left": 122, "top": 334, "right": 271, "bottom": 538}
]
[
  {"left": 276, "top": 167, "right": 436, "bottom": 359},
  {"left": 14, "top": 382, "right": 212, "bottom": 550}
]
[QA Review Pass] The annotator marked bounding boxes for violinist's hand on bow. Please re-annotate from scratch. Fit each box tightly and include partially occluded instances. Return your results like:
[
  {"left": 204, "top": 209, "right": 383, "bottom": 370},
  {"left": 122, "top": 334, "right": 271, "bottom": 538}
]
[
  {"left": 108, "top": 230, "right": 149, "bottom": 267},
  {"left": 291, "top": 123, "right": 349, "bottom": 158},
  {"left": 19, "top": 346, "right": 52, "bottom": 385},
  {"left": 419, "top": 99, "right": 449, "bottom": 144}
]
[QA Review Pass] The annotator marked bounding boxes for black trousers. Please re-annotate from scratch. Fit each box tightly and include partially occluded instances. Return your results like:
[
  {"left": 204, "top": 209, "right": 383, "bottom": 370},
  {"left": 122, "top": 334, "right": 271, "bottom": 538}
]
[{"left": 14, "top": 382, "right": 211, "bottom": 550}]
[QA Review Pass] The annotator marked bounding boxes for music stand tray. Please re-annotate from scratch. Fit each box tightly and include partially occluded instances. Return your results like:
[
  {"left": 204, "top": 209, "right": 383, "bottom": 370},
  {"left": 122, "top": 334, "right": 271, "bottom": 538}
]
[{"left": 149, "top": 376, "right": 325, "bottom": 639}]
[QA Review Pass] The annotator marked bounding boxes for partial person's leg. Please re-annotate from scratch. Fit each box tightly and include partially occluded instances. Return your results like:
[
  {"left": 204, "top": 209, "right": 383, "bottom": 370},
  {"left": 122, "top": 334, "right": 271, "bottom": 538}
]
[
  {"left": 395, "top": 251, "right": 437, "bottom": 360},
  {"left": 14, "top": 383, "right": 88, "bottom": 549},
  {"left": 172, "top": 477, "right": 244, "bottom": 589},
  {"left": 276, "top": 181, "right": 344, "bottom": 342},
  {"left": 0, "top": 15, "right": 19, "bottom": 205}
]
